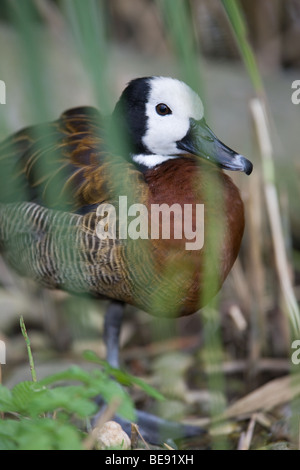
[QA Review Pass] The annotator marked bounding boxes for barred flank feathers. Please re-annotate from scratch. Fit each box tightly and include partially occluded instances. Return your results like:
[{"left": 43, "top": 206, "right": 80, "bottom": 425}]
[{"left": 0, "top": 201, "right": 131, "bottom": 302}]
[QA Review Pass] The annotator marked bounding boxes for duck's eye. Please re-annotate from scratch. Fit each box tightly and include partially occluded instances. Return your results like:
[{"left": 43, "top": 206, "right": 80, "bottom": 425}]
[{"left": 156, "top": 103, "right": 172, "bottom": 116}]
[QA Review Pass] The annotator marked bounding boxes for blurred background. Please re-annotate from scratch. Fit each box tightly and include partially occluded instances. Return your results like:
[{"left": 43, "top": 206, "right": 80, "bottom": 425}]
[{"left": 0, "top": 0, "right": 300, "bottom": 449}]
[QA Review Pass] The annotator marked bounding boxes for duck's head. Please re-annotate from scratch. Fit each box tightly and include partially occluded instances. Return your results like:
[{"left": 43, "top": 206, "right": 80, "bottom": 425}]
[{"left": 112, "top": 76, "right": 253, "bottom": 175}]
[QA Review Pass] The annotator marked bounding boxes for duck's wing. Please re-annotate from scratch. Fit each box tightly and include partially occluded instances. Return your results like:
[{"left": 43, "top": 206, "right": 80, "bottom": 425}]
[
  {"left": 0, "top": 106, "right": 144, "bottom": 214},
  {"left": 0, "top": 107, "right": 150, "bottom": 301},
  {"left": 0, "top": 200, "right": 134, "bottom": 302}
]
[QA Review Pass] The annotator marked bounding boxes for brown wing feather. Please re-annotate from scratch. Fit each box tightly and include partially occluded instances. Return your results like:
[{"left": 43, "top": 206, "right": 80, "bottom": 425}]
[{"left": 0, "top": 106, "right": 145, "bottom": 214}]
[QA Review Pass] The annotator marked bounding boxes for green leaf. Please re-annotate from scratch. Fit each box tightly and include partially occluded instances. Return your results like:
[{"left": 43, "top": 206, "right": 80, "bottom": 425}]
[
  {"left": 0, "top": 385, "right": 14, "bottom": 412},
  {"left": 38, "top": 365, "right": 94, "bottom": 387},
  {"left": 0, "top": 419, "right": 19, "bottom": 450},
  {"left": 11, "top": 381, "right": 47, "bottom": 415},
  {"left": 0, "top": 415, "right": 83, "bottom": 450},
  {"left": 16, "top": 418, "right": 83, "bottom": 450},
  {"left": 32, "top": 364, "right": 136, "bottom": 420},
  {"left": 29, "top": 385, "right": 97, "bottom": 418},
  {"left": 83, "top": 350, "right": 165, "bottom": 401},
  {"left": 93, "top": 375, "right": 136, "bottom": 421}
]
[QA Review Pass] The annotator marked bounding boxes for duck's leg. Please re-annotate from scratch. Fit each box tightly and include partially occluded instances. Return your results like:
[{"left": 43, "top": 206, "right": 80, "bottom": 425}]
[
  {"left": 93, "top": 300, "right": 205, "bottom": 445},
  {"left": 103, "top": 300, "right": 124, "bottom": 369}
]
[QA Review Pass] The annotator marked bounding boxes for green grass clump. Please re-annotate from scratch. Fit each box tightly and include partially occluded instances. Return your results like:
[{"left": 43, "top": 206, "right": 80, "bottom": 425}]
[{"left": 0, "top": 318, "right": 163, "bottom": 450}]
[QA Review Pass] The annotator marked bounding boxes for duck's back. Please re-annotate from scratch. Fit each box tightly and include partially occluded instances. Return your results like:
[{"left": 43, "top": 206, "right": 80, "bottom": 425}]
[{"left": 0, "top": 107, "right": 110, "bottom": 212}]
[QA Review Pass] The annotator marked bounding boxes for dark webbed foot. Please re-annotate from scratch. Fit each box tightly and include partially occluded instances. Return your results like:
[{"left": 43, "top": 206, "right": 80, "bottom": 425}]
[
  {"left": 103, "top": 300, "right": 124, "bottom": 369},
  {"left": 92, "top": 403, "right": 205, "bottom": 445}
]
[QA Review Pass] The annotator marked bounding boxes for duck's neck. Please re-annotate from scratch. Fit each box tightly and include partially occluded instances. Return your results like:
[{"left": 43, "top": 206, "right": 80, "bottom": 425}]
[
  {"left": 132, "top": 153, "right": 179, "bottom": 172},
  {"left": 144, "top": 157, "right": 206, "bottom": 206}
]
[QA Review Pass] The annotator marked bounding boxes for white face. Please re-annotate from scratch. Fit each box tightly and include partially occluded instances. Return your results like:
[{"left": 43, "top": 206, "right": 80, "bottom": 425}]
[
  {"left": 137, "top": 77, "right": 204, "bottom": 167},
  {"left": 130, "top": 77, "right": 252, "bottom": 175}
]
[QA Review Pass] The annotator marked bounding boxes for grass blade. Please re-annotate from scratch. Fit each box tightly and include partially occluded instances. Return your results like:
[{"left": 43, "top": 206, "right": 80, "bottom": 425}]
[{"left": 20, "top": 316, "right": 37, "bottom": 383}]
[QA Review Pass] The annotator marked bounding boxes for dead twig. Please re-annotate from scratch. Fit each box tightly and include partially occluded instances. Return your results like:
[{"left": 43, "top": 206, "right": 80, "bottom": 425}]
[
  {"left": 83, "top": 397, "right": 121, "bottom": 450},
  {"left": 130, "top": 423, "right": 150, "bottom": 450},
  {"left": 237, "top": 413, "right": 257, "bottom": 450},
  {"left": 249, "top": 97, "right": 300, "bottom": 336}
]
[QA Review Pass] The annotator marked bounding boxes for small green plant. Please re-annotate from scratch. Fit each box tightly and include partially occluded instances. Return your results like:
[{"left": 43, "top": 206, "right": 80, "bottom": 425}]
[{"left": 0, "top": 318, "right": 163, "bottom": 450}]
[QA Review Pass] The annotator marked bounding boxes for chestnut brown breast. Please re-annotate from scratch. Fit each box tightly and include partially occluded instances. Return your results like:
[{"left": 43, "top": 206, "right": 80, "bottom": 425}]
[{"left": 123, "top": 158, "right": 245, "bottom": 317}]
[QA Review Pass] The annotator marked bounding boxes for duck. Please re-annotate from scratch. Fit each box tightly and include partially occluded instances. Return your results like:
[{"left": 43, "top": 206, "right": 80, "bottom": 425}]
[{"left": 0, "top": 76, "right": 252, "bottom": 441}]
